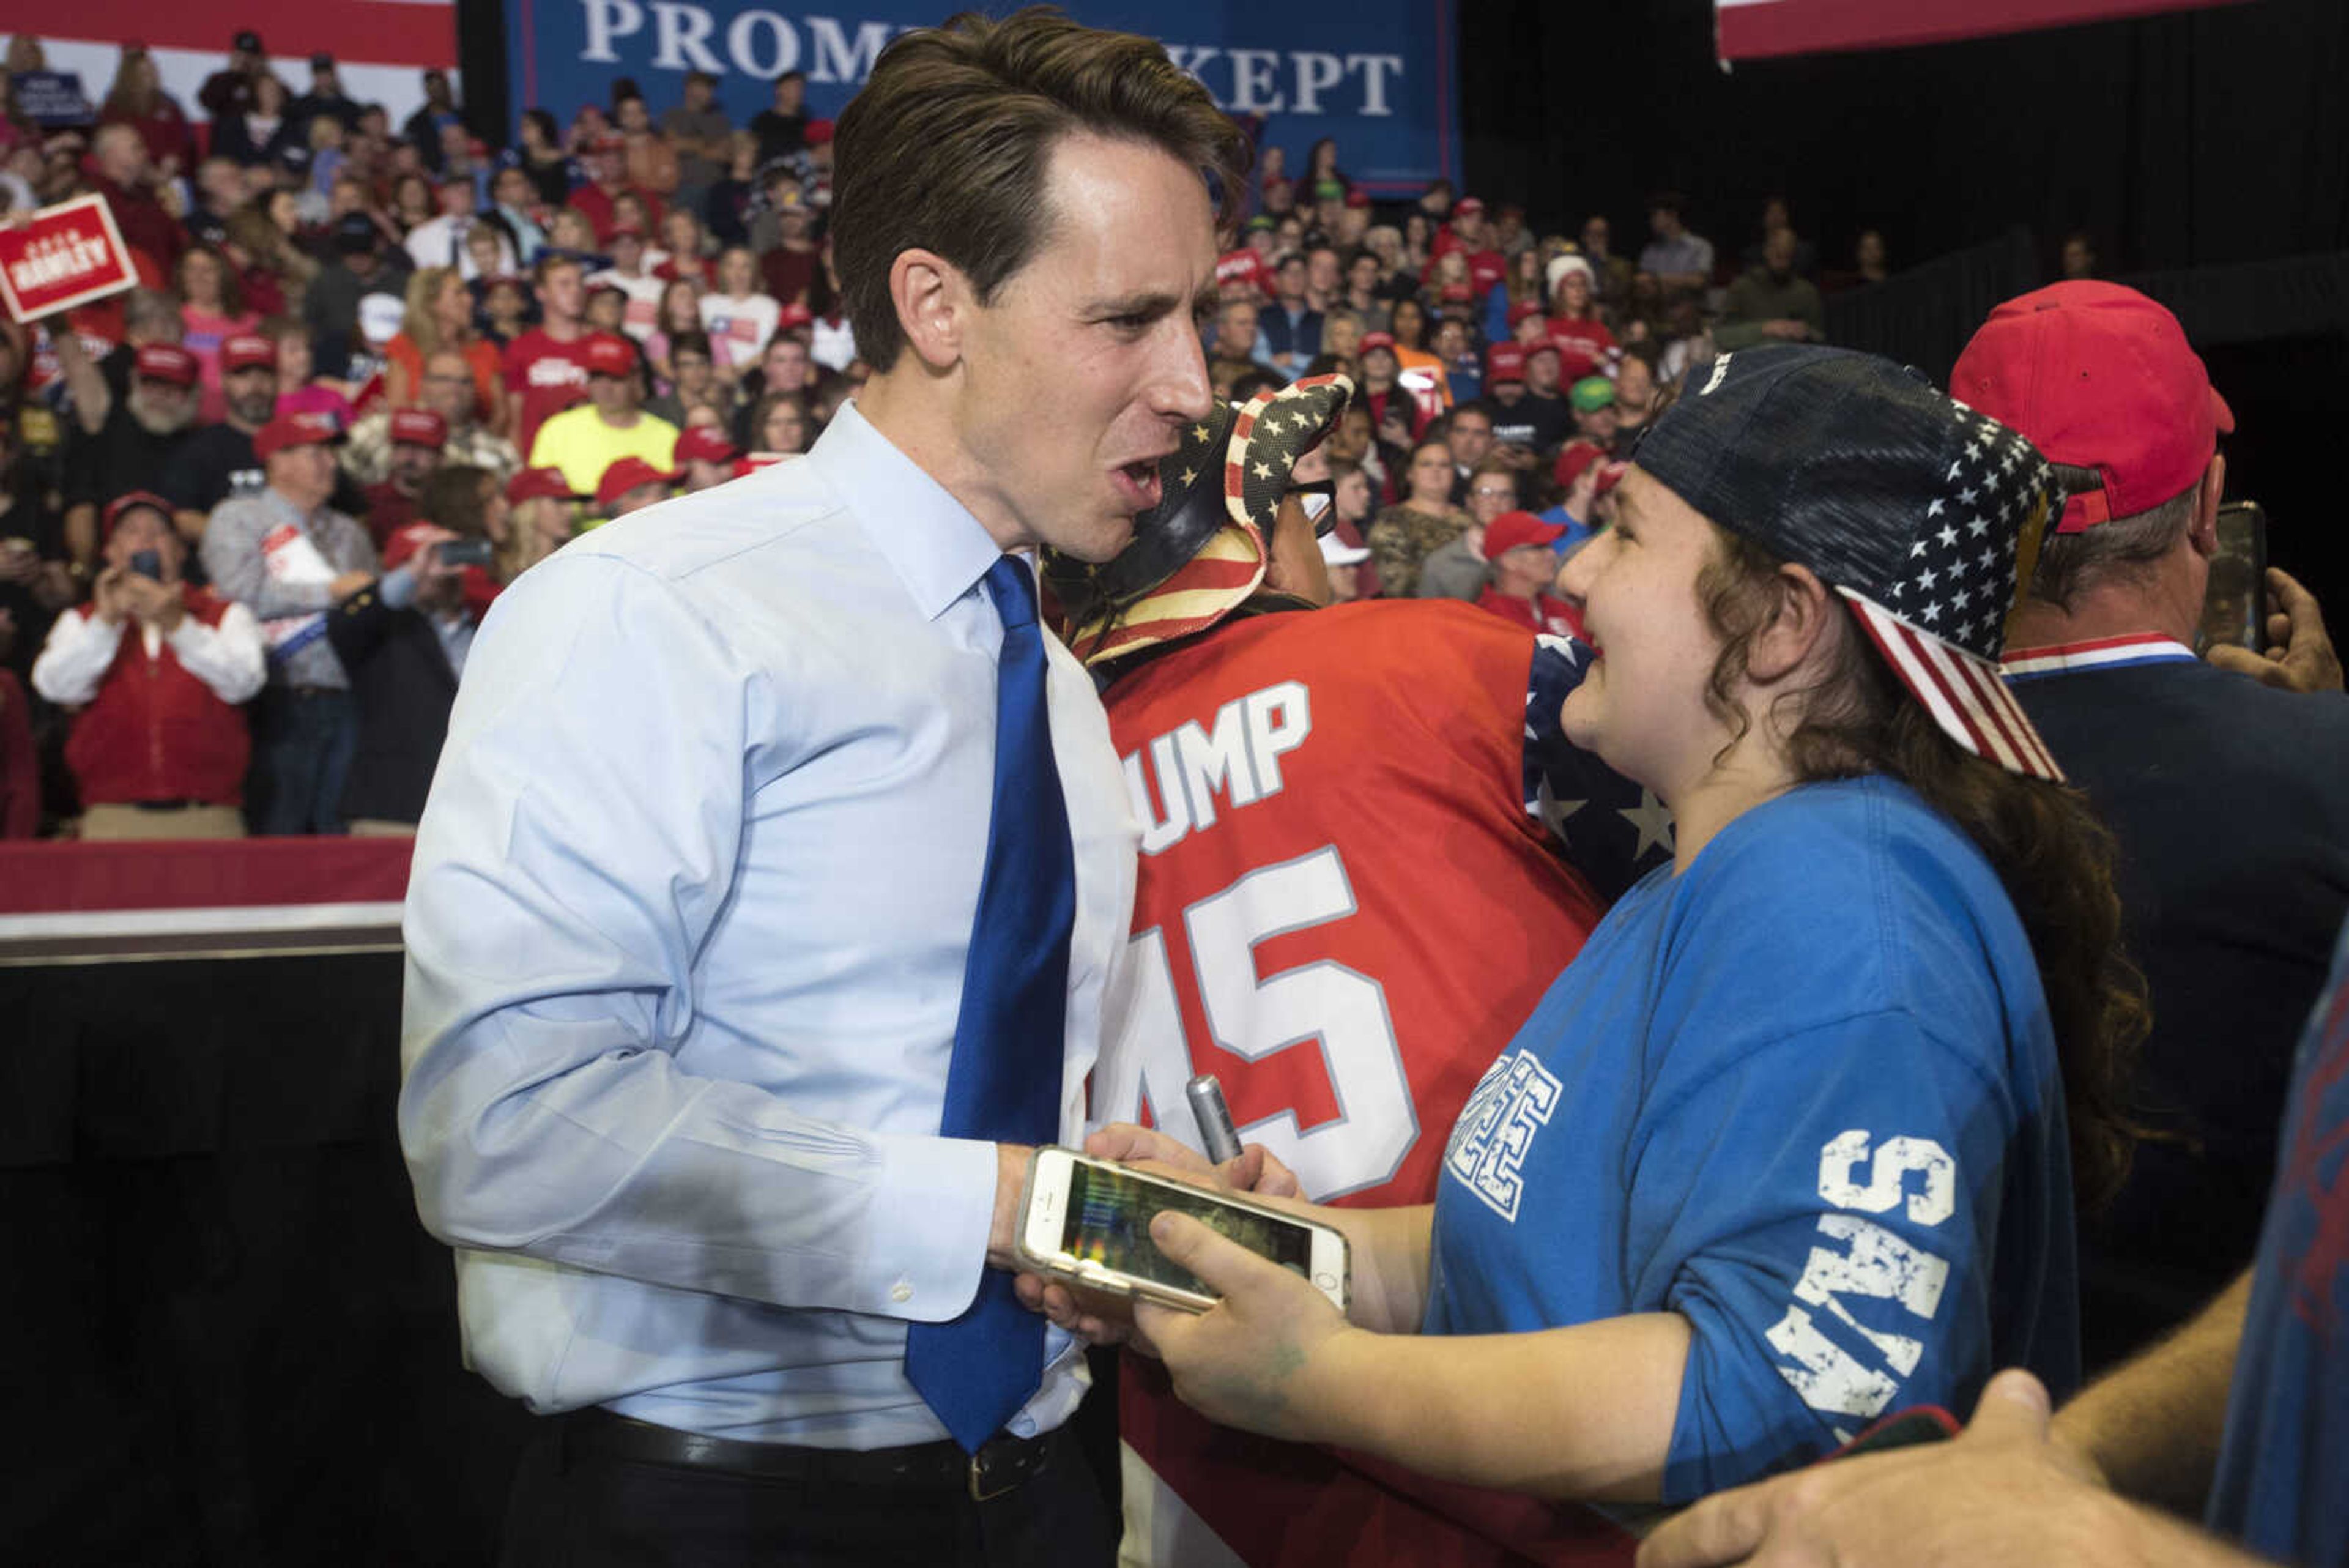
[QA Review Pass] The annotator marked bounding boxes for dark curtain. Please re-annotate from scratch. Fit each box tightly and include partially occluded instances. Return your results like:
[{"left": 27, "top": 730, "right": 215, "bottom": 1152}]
[
  {"left": 1458, "top": 0, "right": 2349, "bottom": 612},
  {"left": 1458, "top": 0, "right": 2348, "bottom": 278}
]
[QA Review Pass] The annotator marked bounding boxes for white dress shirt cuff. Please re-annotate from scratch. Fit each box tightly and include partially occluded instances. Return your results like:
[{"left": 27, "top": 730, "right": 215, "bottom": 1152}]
[{"left": 860, "top": 1131, "right": 1000, "bottom": 1323}]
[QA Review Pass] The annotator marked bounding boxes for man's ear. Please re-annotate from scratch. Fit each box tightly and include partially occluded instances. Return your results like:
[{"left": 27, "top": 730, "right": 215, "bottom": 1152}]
[
  {"left": 2187, "top": 451, "right": 2226, "bottom": 560},
  {"left": 889, "top": 248, "right": 970, "bottom": 372},
  {"left": 1745, "top": 561, "right": 1835, "bottom": 685}
]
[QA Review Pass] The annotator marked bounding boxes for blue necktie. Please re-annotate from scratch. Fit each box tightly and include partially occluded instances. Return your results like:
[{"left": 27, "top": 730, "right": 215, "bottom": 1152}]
[{"left": 904, "top": 556, "right": 1076, "bottom": 1453}]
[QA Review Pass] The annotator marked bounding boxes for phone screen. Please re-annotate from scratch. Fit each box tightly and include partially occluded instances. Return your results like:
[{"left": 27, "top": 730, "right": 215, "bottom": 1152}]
[
  {"left": 1062, "top": 1161, "right": 1313, "bottom": 1299},
  {"left": 2200, "top": 502, "right": 2267, "bottom": 655}
]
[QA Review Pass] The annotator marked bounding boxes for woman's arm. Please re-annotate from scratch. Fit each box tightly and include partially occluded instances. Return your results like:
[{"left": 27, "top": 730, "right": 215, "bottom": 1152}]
[{"left": 1141, "top": 1213, "right": 1689, "bottom": 1501}]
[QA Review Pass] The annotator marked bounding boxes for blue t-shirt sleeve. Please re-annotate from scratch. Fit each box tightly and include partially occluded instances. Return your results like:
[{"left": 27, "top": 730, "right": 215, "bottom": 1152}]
[
  {"left": 1629, "top": 1001, "right": 2014, "bottom": 1504},
  {"left": 1522, "top": 633, "right": 1674, "bottom": 899}
]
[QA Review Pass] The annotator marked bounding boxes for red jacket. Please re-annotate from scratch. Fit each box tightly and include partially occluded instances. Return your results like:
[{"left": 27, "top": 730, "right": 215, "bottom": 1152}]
[{"left": 64, "top": 589, "right": 251, "bottom": 806}]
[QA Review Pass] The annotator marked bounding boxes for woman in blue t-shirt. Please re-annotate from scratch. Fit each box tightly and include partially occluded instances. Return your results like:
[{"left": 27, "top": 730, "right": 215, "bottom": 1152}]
[{"left": 1050, "top": 347, "right": 2146, "bottom": 1508}]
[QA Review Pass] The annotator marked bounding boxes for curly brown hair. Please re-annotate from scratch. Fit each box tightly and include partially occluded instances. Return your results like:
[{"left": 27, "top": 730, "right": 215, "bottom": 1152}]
[{"left": 1694, "top": 527, "right": 2149, "bottom": 1211}]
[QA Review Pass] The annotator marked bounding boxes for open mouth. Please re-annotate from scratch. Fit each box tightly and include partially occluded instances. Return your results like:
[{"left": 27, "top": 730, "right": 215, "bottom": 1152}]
[{"left": 1112, "top": 459, "right": 1164, "bottom": 512}]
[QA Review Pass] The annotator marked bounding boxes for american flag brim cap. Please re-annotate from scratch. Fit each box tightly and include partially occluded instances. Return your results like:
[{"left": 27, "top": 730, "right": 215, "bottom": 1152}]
[{"left": 1840, "top": 587, "right": 2065, "bottom": 782}]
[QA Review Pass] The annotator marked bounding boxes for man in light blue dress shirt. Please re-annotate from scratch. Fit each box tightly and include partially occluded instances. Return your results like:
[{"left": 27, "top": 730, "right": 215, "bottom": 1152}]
[{"left": 396, "top": 12, "right": 1244, "bottom": 1564}]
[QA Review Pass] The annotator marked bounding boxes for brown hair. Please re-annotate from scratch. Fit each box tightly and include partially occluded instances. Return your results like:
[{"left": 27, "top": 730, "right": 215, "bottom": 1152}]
[
  {"left": 1695, "top": 528, "right": 2149, "bottom": 1211},
  {"left": 831, "top": 7, "right": 1250, "bottom": 373},
  {"left": 419, "top": 464, "right": 494, "bottom": 540}
]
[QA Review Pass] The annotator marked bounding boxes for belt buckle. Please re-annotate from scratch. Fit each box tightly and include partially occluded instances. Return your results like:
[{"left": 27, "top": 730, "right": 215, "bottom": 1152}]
[{"left": 967, "top": 1438, "right": 1023, "bottom": 1503}]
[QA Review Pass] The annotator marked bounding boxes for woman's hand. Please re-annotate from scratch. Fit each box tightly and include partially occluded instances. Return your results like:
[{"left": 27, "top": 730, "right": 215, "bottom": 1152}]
[{"left": 1134, "top": 1211, "right": 1362, "bottom": 1444}]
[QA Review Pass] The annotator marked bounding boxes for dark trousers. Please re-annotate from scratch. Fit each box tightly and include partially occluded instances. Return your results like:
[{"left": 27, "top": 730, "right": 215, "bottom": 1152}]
[
  {"left": 253, "top": 688, "right": 357, "bottom": 836},
  {"left": 497, "top": 1413, "right": 1117, "bottom": 1568}
]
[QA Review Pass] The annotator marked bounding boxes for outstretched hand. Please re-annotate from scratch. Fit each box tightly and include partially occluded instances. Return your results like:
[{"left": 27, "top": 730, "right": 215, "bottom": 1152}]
[{"left": 1635, "top": 1371, "right": 2120, "bottom": 1568}]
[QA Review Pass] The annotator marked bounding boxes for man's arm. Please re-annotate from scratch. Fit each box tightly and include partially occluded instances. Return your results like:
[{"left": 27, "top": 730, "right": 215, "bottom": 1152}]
[
  {"left": 1636, "top": 1370, "right": 2280, "bottom": 1568},
  {"left": 28, "top": 602, "right": 119, "bottom": 705},
  {"left": 48, "top": 323, "right": 111, "bottom": 435},
  {"left": 400, "top": 554, "right": 1005, "bottom": 1323},
  {"left": 198, "top": 503, "right": 367, "bottom": 620},
  {"left": 2052, "top": 1270, "right": 2251, "bottom": 1511},
  {"left": 170, "top": 600, "right": 269, "bottom": 705}
]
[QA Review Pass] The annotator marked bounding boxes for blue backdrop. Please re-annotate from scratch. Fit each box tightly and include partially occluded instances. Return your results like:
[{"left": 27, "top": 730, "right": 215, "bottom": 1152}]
[{"left": 508, "top": 1, "right": 1458, "bottom": 191}]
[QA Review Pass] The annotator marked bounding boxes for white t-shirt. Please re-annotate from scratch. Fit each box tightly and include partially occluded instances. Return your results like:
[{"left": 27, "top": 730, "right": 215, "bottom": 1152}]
[{"left": 699, "top": 292, "right": 782, "bottom": 371}]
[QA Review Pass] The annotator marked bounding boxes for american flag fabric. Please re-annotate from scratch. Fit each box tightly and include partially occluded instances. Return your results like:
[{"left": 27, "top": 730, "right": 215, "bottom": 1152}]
[{"left": 1838, "top": 397, "right": 2068, "bottom": 781}]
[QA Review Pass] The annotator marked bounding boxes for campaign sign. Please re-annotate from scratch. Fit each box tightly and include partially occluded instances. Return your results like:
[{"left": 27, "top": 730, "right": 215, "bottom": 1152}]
[
  {"left": 0, "top": 195, "right": 138, "bottom": 323},
  {"left": 9, "top": 71, "right": 94, "bottom": 127},
  {"left": 510, "top": 0, "right": 1458, "bottom": 192}
]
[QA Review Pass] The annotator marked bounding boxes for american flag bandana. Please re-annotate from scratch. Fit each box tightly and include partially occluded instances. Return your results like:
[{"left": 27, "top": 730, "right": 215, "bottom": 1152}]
[{"left": 1633, "top": 346, "right": 2068, "bottom": 782}]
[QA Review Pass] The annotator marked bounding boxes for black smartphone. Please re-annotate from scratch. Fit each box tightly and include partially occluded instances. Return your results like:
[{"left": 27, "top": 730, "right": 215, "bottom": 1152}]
[
  {"left": 2199, "top": 501, "right": 2268, "bottom": 656},
  {"left": 128, "top": 549, "right": 163, "bottom": 580},
  {"left": 439, "top": 538, "right": 495, "bottom": 569}
]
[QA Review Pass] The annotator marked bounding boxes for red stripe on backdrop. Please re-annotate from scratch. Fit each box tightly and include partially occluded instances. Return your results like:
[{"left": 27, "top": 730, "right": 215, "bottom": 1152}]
[
  {"left": 43, "top": 0, "right": 457, "bottom": 69},
  {"left": 1717, "top": 0, "right": 2249, "bottom": 61},
  {"left": 0, "top": 837, "right": 413, "bottom": 915}
]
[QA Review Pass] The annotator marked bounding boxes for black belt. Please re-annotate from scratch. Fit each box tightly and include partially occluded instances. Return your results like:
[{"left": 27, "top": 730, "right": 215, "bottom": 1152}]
[
  {"left": 558, "top": 1406, "right": 1059, "bottom": 1503},
  {"left": 128, "top": 798, "right": 201, "bottom": 811}
]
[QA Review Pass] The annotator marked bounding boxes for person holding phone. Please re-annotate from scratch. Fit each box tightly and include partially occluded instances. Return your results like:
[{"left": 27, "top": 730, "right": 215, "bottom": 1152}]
[
  {"left": 1955, "top": 283, "right": 2349, "bottom": 1375},
  {"left": 1043, "top": 347, "right": 2146, "bottom": 1511},
  {"left": 30, "top": 491, "right": 265, "bottom": 838},
  {"left": 327, "top": 464, "right": 502, "bottom": 835}
]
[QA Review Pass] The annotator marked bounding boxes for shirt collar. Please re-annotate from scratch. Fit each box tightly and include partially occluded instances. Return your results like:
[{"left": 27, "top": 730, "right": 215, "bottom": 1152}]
[
  {"left": 264, "top": 486, "right": 322, "bottom": 529},
  {"left": 807, "top": 400, "right": 1006, "bottom": 622},
  {"left": 1999, "top": 632, "right": 2197, "bottom": 680}
]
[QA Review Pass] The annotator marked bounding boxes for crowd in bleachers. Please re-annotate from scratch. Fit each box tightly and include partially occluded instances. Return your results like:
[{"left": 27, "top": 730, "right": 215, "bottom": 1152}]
[{"left": 0, "top": 27, "right": 1892, "bottom": 839}]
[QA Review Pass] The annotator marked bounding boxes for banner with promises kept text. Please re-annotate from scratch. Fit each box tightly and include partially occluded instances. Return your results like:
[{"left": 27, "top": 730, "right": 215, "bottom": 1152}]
[
  {"left": 1717, "top": 0, "right": 2247, "bottom": 60},
  {"left": 509, "top": 0, "right": 1459, "bottom": 192},
  {"left": 0, "top": 196, "right": 137, "bottom": 324}
]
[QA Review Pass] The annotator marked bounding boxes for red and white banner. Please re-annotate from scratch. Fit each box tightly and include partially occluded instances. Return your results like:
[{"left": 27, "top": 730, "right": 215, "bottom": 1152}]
[
  {"left": 0, "top": 836, "right": 414, "bottom": 964},
  {"left": 1718, "top": 0, "right": 2247, "bottom": 61},
  {"left": 33, "top": 1, "right": 458, "bottom": 135},
  {"left": 0, "top": 195, "right": 136, "bottom": 324}
]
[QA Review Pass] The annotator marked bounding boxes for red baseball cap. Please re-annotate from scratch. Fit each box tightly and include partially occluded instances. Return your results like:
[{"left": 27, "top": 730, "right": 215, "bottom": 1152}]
[
  {"left": 675, "top": 425, "right": 738, "bottom": 465},
  {"left": 804, "top": 117, "right": 834, "bottom": 146},
  {"left": 1358, "top": 332, "right": 1397, "bottom": 355},
  {"left": 1506, "top": 299, "right": 1544, "bottom": 327},
  {"left": 103, "top": 489, "right": 175, "bottom": 538},
  {"left": 1482, "top": 510, "right": 1566, "bottom": 560},
  {"left": 733, "top": 454, "right": 790, "bottom": 478},
  {"left": 773, "top": 302, "right": 814, "bottom": 332},
  {"left": 1554, "top": 439, "right": 1608, "bottom": 491},
  {"left": 1951, "top": 280, "right": 2233, "bottom": 533},
  {"left": 595, "top": 455, "right": 678, "bottom": 509},
  {"left": 254, "top": 409, "right": 344, "bottom": 460},
  {"left": 1455, "top": 196, "right": 1486, "bottom": 217},
  {"left": 223, "top": 333, "right": 278, "bottom": 373},
  {"left": 505, "top": 466, "right": 579, "bottom": 505},
  {"left": 134, "top": 344, "right": 199, "bottom": 387},
  {"left": 582, "top": 333, "right": 636, "bottom": 377},
  {"left": 390, "top": 407, "right": 448, "bottom": 448},
  {"left": 1344, "top": 189, "right": 1370, "bottom": 210},
  {"left": 1485, "top": 343, "right": 1527, "bottom": 384},
  {"left": 1595, "top": 459, "right": 1628, "bottom": 497}
]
